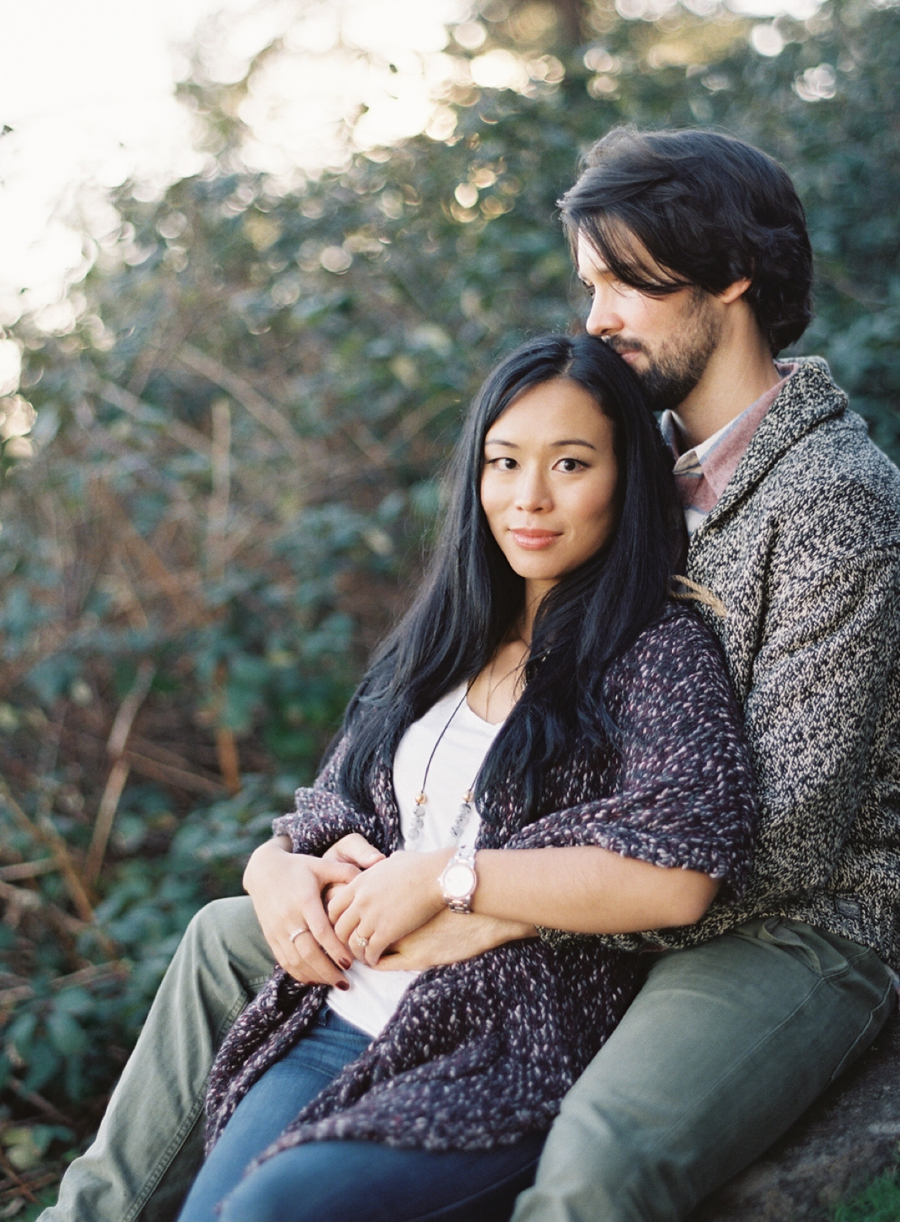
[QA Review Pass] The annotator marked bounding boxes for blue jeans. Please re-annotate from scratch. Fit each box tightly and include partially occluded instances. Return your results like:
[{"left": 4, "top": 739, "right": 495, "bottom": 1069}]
[{"left": 180, "top": 1007, "right": 545, "bottom": 1222}]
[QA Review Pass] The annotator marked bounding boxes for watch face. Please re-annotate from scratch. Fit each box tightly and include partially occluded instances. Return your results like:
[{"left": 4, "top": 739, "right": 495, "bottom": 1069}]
[{"left": 443, "top": 863, "right": 476, "bottom": 898}]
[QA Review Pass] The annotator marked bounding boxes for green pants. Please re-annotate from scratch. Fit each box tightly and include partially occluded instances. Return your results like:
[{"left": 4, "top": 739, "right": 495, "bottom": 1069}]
[
  {"left": 41, "top": 902, "right": 895, "bottom": 1222},
  {"left": 514, "top": 917, "right": 896, "bottom": 1220},
  {"left": 40, "top": 898, "right": 272, "bottom": 1223}
]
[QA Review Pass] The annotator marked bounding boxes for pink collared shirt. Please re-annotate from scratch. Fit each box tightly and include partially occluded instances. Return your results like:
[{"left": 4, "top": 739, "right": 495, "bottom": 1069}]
[{"left": 661, "top": 363, "right": 797, "bottom": 534}]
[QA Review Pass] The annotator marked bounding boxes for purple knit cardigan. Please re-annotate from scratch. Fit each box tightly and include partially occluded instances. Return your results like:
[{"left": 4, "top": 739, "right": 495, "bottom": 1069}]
[{"left": 204, "top": 604, "right": 757, "bottom": 1164}]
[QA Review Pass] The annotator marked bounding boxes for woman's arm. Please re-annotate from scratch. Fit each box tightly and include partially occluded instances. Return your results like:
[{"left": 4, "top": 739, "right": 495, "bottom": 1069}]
[
  {"left": 329, "top": 610, "right": 755, "bottom": 967},
  {"left": 327, "top": 844, "right": 718, "bottom": 966},
  {"left": 378, "top": 908, "right": 536, "bottom": 971},
  {"left": 245, "top": 730, "right": 393, "bottom": 985},
  {"left": 475, "top": 845, "right": 719, "bottom": 930}
]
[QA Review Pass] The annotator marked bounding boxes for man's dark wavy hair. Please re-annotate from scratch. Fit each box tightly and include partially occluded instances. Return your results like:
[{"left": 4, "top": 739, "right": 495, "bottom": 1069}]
[
  {"left": 560, "top": 127, "right": 813, "bottom": 355},
  {"left": 337, "top": 333, "right": 683, "bottom": 825}
]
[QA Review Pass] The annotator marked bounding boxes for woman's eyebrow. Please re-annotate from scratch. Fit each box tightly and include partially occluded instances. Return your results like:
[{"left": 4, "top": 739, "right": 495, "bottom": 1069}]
[{"left": 484, "top": 437, "right": 597, "bottom": 450}]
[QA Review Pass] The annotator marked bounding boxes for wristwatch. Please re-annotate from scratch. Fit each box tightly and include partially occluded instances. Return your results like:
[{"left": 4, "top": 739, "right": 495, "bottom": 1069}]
[{"left": 439, "top": 846, "right": 478, "bottom": 913}]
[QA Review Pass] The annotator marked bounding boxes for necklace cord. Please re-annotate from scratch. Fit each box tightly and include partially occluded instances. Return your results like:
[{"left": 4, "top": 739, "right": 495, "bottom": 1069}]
[{"left": 409, "top": 643, "right": 529, "bottom": 843}]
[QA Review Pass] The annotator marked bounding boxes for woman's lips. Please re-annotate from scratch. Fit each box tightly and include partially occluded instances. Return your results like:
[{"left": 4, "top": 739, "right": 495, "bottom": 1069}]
[{"left": 510, "top": 529, "right": 562, "bottom": 550}]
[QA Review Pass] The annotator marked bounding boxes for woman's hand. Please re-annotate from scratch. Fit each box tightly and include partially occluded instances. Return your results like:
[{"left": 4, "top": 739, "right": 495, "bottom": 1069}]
[
  {"left": 243, "top": 837, "right": 359, "bottom": 987},
  {"left": 321, "top": 833, "right": 385, "bottom": 908},
  {"left": 327, "top": 849, "right": 450, "bottom": 966},
  {"left": 375, "top": 910, "right": 537, "bottom": 971}
]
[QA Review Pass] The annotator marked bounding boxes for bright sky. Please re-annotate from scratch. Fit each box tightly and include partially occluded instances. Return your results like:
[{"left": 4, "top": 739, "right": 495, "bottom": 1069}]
[
  {"left": 0, "top": 0, "right": 817, "bottom": 327},
  {"left": 0, "top": 0, "right": 471, "bottom": 322}
]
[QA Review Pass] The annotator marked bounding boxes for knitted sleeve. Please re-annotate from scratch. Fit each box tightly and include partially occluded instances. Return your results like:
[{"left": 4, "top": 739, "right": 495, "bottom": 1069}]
[
  {"left": 741, "top": 477, "right": 900, "bottom": 897},
  {"left": 513, "top": 608, "right": 758, "bottom": 902},
  {"left": 271, "top": 737, "right": 391, "bottom": 856}
]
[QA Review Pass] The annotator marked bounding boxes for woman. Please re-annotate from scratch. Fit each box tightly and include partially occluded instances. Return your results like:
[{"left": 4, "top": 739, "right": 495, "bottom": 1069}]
[{"left": 180, "top": 333, "right": 756, "bottom": 1221}]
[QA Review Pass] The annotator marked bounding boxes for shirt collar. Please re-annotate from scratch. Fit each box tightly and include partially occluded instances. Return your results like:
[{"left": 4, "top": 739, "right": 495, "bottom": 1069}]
[{"left": 661, "top": 362, "right": 797, "bottom": 500}]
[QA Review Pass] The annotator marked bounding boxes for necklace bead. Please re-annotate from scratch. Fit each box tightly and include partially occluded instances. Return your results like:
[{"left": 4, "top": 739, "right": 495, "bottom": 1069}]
[
  {"left": 407, "top": 649, "right": 524, "bottom": 846},
  {"left": 408, "top": 687, "right": 477, "bottom": 846}
]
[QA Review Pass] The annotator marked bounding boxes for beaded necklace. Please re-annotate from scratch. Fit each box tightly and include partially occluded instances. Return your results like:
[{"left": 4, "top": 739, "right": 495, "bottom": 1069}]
[
  {"left": 408, "top": 686, "right": 477, "bottom": 844},
  {"left": 407, "top": 646, "right": 528, "bottom": 845}
]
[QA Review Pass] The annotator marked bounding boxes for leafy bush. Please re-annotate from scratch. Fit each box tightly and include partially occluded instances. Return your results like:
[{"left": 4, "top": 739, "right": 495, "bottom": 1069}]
[
  {"left": 1, "top": 0, "right": 898, "bottom": 1207},
  {"left": 834, "top": 1168, "right": 900, "bottom": 1221}
]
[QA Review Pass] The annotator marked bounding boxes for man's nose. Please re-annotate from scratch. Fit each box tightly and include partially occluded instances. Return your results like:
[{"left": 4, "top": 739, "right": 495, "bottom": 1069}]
[{"left": 585, "top": 288, "right": 624, "bottom": 338}]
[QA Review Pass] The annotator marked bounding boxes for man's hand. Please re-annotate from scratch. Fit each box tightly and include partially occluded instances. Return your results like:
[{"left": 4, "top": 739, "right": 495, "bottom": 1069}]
[
  {"left": 243, "top": 837, "right": 358, "bottom": 987},
  {"left": 375, "top": 909, "right": 536, "bottom": 971}
]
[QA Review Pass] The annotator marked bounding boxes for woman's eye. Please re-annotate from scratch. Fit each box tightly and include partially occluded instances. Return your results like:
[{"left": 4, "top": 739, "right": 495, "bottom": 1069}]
[
  {"left": 556, "top": 458, "right": 585, "bottom": 473},
  {"left": 485, "top": 455, "right": 516, "bottom": 470}
]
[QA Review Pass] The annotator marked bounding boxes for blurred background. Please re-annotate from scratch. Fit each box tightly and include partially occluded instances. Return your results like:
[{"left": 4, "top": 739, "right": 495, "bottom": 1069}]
[{"left": 0, "top": 0, "right": 898, "bottom": 1213}]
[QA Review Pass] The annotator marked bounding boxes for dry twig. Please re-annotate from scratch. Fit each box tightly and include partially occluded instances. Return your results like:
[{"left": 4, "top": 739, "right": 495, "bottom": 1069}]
[
  {"left": 207, "top": 397, "right": 231, "bottom": 584},
  {"left": 0, "top": 785, "right": 96, "bottom": 926},
  {"left": 0, "top": 861, "right": 58, "bottom": 882},
  {"left": 85, "top": 661, "right": 156, "bottom": 888},
  {"left": 212, "top": 662, "right": 242, "bottom": 795},
  {"left": 6, "top": 1078, "right": 75, "bottom": 1128},
  {"left": 0, "top": 961, "right": 129, "bottom": 1010},
  {"left": 94, "top": 378, "right": 213, "bottom": 459},
  {"left": 90, "top": 482, "right": 208, "bottom": 627},
  {"left": 121, "top": 749, "right": 226, "bottom": 796},
  {"left": 0, "top": 1153, "right": 37, "bottom": 1205},
  {"left": 178, "top": 344, "right": 312, "bottom": 467}
]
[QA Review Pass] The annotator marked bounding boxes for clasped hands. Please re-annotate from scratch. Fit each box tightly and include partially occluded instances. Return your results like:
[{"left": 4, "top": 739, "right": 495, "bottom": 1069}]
[
  {"left": 326, "top": 840, "right": 452, "bottom": 966},
  {"left": 247, "top": 827, "right": 714, "bottom": 990},
  {"left": 246, "top": 833, "right": 514, "bottom": 987}
]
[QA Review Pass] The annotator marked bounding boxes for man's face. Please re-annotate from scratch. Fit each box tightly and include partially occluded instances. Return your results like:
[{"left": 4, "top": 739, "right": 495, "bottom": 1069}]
[{"left": 576, "top": 232, "right": 723, "bottom": 413}]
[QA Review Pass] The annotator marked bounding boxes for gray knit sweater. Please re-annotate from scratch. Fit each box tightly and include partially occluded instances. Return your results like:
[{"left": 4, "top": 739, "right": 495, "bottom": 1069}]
[
  {"left": 204, "top": 605, "right": 756, "bottom": 1157},
  {"left": 610, "top": 357, "right": 900, "bottom": 969}
]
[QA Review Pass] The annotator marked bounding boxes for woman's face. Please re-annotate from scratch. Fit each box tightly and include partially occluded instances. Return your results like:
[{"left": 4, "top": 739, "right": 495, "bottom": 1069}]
[{"left": 480, "top": 377, "right": 619, "bottom": 601}]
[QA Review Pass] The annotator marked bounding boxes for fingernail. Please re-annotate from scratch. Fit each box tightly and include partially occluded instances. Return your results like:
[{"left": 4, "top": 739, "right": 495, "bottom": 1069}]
[
  {"left": 339, "top": 958, "right": 352, "bottom": 970},
  {"left": 337, "top": 980, "right": 350, "bottom": 991}
]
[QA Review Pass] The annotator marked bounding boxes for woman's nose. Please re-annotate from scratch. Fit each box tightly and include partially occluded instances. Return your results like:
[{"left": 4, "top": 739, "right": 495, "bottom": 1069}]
[{"left": 515, "top": 468, "right": 551, "bottom": 512}]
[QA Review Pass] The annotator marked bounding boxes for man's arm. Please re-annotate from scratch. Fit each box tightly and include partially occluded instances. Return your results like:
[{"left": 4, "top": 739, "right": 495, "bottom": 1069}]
[{"left": 739, "top": 479, "right": 900, "bottom": 896}]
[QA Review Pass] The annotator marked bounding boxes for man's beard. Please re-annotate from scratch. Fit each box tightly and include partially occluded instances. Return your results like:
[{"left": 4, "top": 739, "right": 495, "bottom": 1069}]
[{"left": 616, "top": 290, "right": 722, "bottom": 413}]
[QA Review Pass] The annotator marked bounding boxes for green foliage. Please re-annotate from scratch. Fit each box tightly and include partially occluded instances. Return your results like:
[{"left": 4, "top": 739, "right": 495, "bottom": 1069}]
[
  {"left": 833, "top": 1167, "right": 900, "bottom": 1220},
  {"left": 0, "top": 0, "right": 898, "bottom": 1198}
]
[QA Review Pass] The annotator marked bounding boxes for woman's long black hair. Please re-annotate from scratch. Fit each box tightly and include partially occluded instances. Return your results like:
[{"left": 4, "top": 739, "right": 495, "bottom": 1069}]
[{"left": 338, "top": 333, "right": 684, "bottom": 822}]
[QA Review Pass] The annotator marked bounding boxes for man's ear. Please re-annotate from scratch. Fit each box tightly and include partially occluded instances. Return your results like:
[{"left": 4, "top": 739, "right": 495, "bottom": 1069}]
[{"left": 718, "top": 277, "right": 752, "bottom": 305}]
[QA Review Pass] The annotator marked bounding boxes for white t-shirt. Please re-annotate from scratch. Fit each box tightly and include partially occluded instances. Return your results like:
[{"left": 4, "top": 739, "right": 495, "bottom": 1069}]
[{"left": 327, "top": 685, "right": 502, "bottom": 1036}]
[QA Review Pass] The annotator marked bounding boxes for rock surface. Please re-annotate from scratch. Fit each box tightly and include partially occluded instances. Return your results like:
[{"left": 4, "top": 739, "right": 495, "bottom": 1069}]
[{"left": 697, "top": 1008, "right": 900, "bottom": 1221}]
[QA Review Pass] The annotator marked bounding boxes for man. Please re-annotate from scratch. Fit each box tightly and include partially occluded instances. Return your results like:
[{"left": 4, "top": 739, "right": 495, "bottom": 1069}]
[
  {"left": 515, "top": 126, "right": 900, "bottom": 1219},
  {"left": 43, "top": 128, "right": 899, "bottom": 1222}
]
